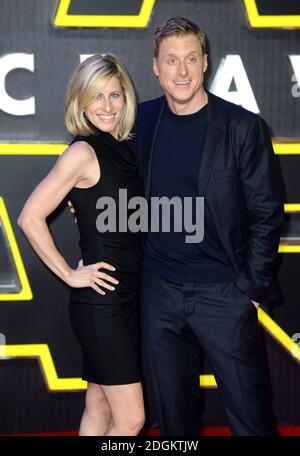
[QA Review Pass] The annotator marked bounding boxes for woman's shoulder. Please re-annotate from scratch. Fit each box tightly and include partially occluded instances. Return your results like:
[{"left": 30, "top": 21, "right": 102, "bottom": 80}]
[
  {"left": 62, "top": 136, "right": 98, "bottom": 167},
  {"left": 69, "top": 133, "right": 99, "bottom": 150}
]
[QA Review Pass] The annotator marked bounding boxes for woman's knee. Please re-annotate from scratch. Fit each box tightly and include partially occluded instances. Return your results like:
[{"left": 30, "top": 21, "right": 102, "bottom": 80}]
[
  {"left": 117, "top": 410, "right": 145, "bottom": 435},
  {"left": 85, "top": 384, "right": 111, "bottom": 416},
  {"left": 100, "top": 382, "right": 145, "bottom": 435},
  {"left": 132, "top": 412, "right": 146, "bottom": 433}
]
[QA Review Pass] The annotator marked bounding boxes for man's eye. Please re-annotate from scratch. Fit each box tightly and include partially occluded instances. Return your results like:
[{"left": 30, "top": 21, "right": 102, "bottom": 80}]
[
  {"left": 168, "top": 58, "right": 176, "bottom": 64},
  {"left": 188, "top": 57, "right": 197, "bottom": 63}
]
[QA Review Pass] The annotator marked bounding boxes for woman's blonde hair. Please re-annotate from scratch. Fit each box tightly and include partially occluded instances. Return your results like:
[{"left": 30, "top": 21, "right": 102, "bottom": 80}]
[{"left": 65, "top": 54, "right": 136, "bottom": 141}]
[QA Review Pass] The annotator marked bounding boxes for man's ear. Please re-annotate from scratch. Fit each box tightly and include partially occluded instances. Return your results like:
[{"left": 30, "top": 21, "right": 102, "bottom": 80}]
[{"left": 153, "top": 57, "right": 159, "bottom": 77}]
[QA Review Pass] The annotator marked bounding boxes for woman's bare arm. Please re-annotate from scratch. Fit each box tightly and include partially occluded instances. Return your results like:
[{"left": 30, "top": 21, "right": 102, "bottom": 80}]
[{"left": 18, "top": 142, "right": 118, "bottom": 294}]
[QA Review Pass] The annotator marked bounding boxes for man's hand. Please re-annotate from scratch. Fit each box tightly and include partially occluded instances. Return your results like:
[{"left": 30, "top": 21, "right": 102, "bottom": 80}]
[
  {"left": 251, "top": 300, "right": 260, "bottom": 309},
  {"left": 68, "top": 200, "right": 77, "bottom": 224}
]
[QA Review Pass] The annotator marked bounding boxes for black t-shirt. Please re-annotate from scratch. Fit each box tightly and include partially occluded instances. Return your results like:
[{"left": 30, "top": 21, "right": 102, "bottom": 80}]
[{"left": 143, "top": 102, "right": 237, "bottom": 283}]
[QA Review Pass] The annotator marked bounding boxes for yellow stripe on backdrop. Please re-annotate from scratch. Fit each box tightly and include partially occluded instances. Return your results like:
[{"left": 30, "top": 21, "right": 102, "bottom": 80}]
[
  {"left": 243, "top": 0, "right": 300, "bottom": 29},
  {"left": 53, "top": 0, "right": 156, "bottom": 28}
]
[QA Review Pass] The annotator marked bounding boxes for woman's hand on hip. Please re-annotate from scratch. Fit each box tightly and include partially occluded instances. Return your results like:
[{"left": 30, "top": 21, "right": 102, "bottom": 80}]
[{"left": 66, "top": 259, "right": 118, "bottom": 295}]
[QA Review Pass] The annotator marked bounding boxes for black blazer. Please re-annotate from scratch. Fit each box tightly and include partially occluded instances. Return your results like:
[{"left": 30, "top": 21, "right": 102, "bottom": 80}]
[{"left": 131, "top": 91, "right": 285, "bottom": 303}]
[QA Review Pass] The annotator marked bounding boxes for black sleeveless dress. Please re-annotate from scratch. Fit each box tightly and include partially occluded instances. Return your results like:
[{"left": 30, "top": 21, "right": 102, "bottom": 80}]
[{"left": 68, "top": 130, "right": 144, "bottom": 385}]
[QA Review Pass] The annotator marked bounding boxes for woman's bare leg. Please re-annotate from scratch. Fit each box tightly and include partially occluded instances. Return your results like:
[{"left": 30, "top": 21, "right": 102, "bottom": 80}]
[
  {"left": 79, "top": 382, "right": 112, "bottom": 436},
  {"left": 101, "top": 382, "right": 145, "bottom": 436}
]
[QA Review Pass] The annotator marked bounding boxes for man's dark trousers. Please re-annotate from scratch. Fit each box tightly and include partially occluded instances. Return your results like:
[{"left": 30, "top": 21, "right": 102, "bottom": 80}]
[{"left": 140, "top": 269, "right": 278, "bottom": 436}]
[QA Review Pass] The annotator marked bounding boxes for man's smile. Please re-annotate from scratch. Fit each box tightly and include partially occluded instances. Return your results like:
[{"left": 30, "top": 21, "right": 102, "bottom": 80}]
[{"left": 174, "top": 80, "right": 192, "bottom": 85}]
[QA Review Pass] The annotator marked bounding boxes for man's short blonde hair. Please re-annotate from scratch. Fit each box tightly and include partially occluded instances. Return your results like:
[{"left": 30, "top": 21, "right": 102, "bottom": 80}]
[
  {"left": 154, "top": 16, "right": 206, "bottom": 58},
  {"left": 65, "top": 54, "right": 136, "bottom": 141}
]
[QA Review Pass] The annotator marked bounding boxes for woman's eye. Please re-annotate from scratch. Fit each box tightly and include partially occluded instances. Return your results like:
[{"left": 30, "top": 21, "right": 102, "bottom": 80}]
[
  {"left": 95, "top": 94, "right": 101, "bottom": 100},
  {"left": 111, "top": 92, "right": 120, "bottom": 98}
]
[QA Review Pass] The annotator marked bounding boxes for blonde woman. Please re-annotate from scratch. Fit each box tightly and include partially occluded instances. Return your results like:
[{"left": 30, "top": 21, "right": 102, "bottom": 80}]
[{"left": 18, "top": 54, "right": 145, "bottom": 436}]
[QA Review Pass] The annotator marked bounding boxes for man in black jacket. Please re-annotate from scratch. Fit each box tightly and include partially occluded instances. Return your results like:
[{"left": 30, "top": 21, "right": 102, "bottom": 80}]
[{"left": 132, "top": 17, "right": 284, "bottom": 435}]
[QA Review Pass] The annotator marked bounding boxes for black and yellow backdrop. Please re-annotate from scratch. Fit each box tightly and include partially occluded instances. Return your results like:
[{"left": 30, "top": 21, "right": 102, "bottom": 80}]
[{"left": 0, "top": 0, "right": 300, "bottom": 433}]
